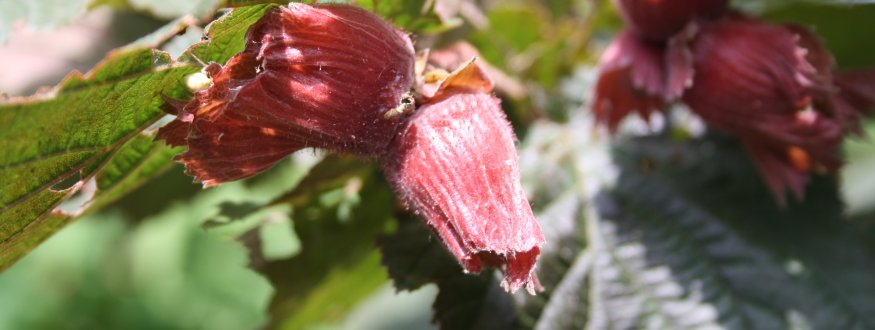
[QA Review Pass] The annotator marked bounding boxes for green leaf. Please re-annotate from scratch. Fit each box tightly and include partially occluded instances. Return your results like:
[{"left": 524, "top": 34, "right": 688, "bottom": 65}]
[
  {"left": 810, "top": 0, "right": 875, "bottom": 3},
  {"left": 524, "top": 192, "right": 590, "bottom": 330},
  {"left": 124, "top": 192, "right": 275, "bottom": 330},
  {"left": 253, "top": 156, "right": 397, "bottom": 329},
  {"left": 354, "top": 0, "right": 445, "bottom": 34},
  {"left": 0, "top": 199, "right": 273, "bottom": 329},
  {"left": 258, "top": 213, "right": 300, "bottom": 261},
  {"left": 0, "top": 4, "right": 276, "bottom": 271},
  {"left": 736, "top": 0, "right": 875, "bottom": 16},
  {"left": 82, "top": 135, "right": 182, "bottom": 213},
  {"left": 432, "top": 270, "right": 513, "bottom": 330},
  {"left": 586, "top": 135, "right": 875, "bottom": 330},
  {"left": 515, "top": 114, "right": 602, "bottom": 330},
  {"left": 519, "top": 107, "right": 875, "bottom": 330},
  {"left": 515, "top": 124, "right": 875, "bottom": 330},
  {"left": 508, "top": 95, "right": 875, "bottom": 330},
  {"left": 465, "top": 2, "right": 595, "bottom": 123},
  {"left": 197, "top": 152, "right": 315, "bottom": 258},
  {"left": 378, "top": 216, "right": 516, "bottom": 330},
  {"left": 180, "top": 4, "right": 277, "bottom": 65},
  {"left": 377, "top": 215, "right": 460, "bottom": 292},
  {"left": 0, "top": 153, "right": 313, "bottom": 328},
  {"left": 763, "top": 3, "right": 875, "bottom": 69},
  {"left": 0, "top": 48, "right": 198, "bottom": 270}
]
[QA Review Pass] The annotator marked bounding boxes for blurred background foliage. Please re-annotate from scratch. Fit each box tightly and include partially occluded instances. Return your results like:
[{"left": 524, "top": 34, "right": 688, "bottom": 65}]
[{"left": 2, "top": 0, "right": 875, "bottom": 329}]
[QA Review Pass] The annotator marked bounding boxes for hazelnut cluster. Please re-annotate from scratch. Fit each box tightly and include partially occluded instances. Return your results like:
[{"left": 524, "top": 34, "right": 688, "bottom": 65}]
[
  {"left": 595, "top": 0, "right": 875, "bottom": 203},
  {"left": 158, "top": 3, "right": 543, "bottom": 294}
]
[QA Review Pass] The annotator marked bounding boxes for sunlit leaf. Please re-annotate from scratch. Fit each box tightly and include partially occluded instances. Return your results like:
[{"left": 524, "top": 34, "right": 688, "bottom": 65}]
[
  {"left": 0, "top": 5, "right": 274, "bottom": 270},
  {"left": 0, "top": 48, "right": 198, "bottom": 270}
]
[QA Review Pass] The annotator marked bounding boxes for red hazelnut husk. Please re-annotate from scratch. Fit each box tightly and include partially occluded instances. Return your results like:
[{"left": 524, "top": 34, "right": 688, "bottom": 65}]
[
  {"left": 681, "top": 15, "right": 875, "bottom": 203},
  {"left": 613, "top": 0, "right": 729, "bottom": 41},
  {"left": 383, "top": 61, "right": 544, "bottom": 294},
  {"left": 157, "top": 3, "right": 415, "bottom": 186}
]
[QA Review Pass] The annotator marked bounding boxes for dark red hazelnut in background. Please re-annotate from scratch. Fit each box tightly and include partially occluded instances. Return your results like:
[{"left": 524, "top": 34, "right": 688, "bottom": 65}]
[
  {"left": 680, "top": 15, "right": 872, "bottom": 203},
  {"left": 614, "top": 0, "right": 729, "bottom": 41},
  {"left": 593, "top": 5, "right": 875, "bottom": 204},
  {"left": 383, "top": 62, "right": 544, "bottom": 294},
  {"left": 592, "top": 30, "right": 669, "bottom": 131},
  {"left": 157, "top": 3, "right": 415, "bottom": 186}
]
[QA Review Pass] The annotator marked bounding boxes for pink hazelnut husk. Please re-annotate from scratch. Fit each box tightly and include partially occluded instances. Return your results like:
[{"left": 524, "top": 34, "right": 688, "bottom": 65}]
[{"left": 383, "top": 61, "right": 544, "bottom": 294}]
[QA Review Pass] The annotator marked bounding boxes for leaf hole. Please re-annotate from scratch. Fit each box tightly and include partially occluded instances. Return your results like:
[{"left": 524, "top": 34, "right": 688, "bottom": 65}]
[{"left": 53, "top": 178, "right": 97, "bottom": 217}]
